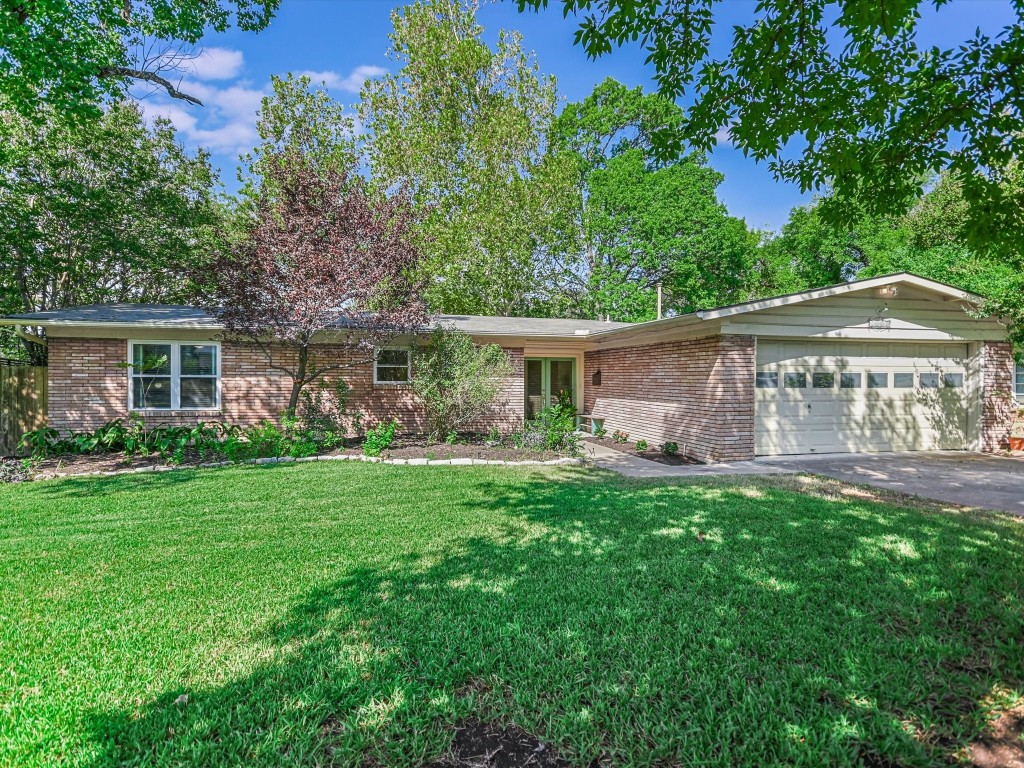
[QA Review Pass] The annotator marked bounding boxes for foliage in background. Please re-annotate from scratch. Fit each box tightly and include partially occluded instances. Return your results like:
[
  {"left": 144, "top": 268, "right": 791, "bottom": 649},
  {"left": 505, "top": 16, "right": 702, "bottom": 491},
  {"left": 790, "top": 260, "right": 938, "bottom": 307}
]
[
  {"left": 412, "top": 327, "right": 514, "bottom": 442},
  {"left": 204, "top": 77, "right": 429, "bottom": 413},
  {"left": 518, "top": 0, "right": 1024, "bottom": 255},
  {"left": 0, "top": 102, "right": 222, "bottom": 363},
  {"left": 0, "top": 0, "right": 278, "bottom": 121},
  {"left": 751, "top": 168, "right": 1024, "bottom": 350},
  {"left": 360, "top": 0, "right": 560, "bottom": 316},
  {"left": 238, "top": 74, "right": 358, "bottom": 208},
  {"left": 541, "top": 78, "right": 756, "bottom": 321}
]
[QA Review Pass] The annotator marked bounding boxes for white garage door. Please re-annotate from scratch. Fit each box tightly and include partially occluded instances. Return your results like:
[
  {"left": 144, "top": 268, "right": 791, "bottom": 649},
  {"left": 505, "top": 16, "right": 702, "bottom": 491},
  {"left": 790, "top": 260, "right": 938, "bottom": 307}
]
[{"left": 755, "top": 341, "right": 970, "bottom": 455}]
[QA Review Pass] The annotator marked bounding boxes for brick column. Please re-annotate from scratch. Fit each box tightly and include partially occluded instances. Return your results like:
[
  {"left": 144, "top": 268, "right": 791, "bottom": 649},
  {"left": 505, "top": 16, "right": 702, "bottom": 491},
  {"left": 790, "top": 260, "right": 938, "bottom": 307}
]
[{"left": 980, "top": 341, "right": 1016, "bottom": 452}]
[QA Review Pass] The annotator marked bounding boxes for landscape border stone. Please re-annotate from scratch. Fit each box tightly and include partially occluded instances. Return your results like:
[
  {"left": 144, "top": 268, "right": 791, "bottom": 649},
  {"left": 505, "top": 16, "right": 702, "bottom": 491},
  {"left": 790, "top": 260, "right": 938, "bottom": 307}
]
[{"left": 40, "top": 454, "right": 587, "bottom": 481}]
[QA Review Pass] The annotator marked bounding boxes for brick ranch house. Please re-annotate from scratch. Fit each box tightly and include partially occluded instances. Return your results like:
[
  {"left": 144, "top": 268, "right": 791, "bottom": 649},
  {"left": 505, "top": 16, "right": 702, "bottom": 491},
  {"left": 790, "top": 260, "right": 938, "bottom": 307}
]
[{"left": 3, "top": 273, "right": 1020, "bottom": 463}]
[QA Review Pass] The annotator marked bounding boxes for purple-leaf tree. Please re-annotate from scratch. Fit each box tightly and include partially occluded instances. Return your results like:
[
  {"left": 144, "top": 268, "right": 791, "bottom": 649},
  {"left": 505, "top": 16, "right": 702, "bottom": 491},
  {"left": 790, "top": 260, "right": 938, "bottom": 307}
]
[{"left": 206, "top": 152, "right": 429, "bottom": 413}]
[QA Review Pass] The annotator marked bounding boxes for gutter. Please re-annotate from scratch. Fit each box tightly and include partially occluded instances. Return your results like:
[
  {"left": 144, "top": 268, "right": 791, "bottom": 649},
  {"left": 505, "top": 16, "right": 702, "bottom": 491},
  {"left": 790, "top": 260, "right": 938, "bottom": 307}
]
[{"left": 12, "top": 324, "right": 47, "bottom": 347}]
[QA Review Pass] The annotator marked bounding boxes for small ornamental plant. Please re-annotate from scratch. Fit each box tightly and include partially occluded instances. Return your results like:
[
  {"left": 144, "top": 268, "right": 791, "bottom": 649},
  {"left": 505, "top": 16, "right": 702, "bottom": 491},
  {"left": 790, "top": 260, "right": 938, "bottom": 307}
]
[
  {"left": 363, "top": 419, "right": 400, "bottom": 457},
  {"left": 612, "top": 429, "right": 629, "bottom": 444},
  {"left": 634, "top": 439, "right": 648, "bottom": 451},
  {"left": 661, "top": 441, "right": 679, "bottom": 456}
]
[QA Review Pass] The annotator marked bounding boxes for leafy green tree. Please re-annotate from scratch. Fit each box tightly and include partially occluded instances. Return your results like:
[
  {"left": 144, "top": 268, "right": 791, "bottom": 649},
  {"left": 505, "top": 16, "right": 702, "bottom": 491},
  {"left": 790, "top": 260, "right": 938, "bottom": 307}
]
[
  {"left": 748, "top": 204, "right": 908, "bottom": 297},
  {"left": 543, "top": 78, "right": 755, "bottom": 321},
  {"left": 0, "top": 0, "right": 277, "bottom": 119},
  {"left": 239, "top": 74, "right": 358, "bottom": 205},
  {"left": 412, "top": 326, "right": 513, "bottom": 441},
  {"left": 517, "top": 0, "right": 1024, "bottom": 249},
  {"left": 360, "top": 0, "right": 559, "bottom": 316},
  {"left": 0, "top": 102, "right": 222, "bottom": 363}
]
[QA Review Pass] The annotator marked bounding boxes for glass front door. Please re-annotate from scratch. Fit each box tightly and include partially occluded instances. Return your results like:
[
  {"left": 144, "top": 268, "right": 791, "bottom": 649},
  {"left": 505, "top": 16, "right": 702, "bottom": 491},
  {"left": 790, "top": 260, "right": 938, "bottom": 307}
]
[{"left": 525, "top": 358, "right": 576, "bottom": 419}]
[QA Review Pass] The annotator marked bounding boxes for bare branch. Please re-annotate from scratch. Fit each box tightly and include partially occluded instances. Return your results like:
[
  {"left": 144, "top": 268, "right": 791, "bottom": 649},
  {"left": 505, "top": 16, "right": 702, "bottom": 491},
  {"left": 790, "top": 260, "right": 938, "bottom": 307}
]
[{"left": 97, "top": 66, "right": 203, "bottom": 106}]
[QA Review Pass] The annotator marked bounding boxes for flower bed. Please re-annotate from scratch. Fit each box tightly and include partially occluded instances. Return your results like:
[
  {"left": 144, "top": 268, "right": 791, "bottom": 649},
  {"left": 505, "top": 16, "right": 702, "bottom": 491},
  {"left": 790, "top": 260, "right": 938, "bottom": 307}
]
[
  {"left": 13, "top": 434, "right": 579, "bottom": 482},
  {"left": 582, "top": 436, "right": 702, "bottom": 466}
]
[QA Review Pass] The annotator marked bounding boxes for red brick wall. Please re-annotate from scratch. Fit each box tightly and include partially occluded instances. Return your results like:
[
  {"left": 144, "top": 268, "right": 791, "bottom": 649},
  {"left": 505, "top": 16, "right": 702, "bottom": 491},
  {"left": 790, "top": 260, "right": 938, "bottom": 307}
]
[
  {"left": 584, "top": 335, "right": 756, "bottom": 463},
  {"left": 980, "top": 341, "right": 1016, "bottom": 452},
  {"left": 47, "top": 338, "right": 525, "bottom": 435}
]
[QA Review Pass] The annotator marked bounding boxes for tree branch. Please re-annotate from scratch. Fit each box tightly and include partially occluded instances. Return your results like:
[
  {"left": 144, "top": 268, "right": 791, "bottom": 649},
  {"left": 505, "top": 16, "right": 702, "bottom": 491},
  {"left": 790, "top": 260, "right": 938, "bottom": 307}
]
[{"left": 97, "top": 66, "right": 203, "bottom": 106}]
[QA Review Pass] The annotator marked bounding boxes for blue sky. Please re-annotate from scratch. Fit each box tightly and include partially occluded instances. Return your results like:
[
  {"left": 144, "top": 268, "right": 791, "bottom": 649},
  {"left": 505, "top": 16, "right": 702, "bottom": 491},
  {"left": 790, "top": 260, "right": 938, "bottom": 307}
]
[{"left": 143, "top": 0, "right": 1018, "bottom": 232}]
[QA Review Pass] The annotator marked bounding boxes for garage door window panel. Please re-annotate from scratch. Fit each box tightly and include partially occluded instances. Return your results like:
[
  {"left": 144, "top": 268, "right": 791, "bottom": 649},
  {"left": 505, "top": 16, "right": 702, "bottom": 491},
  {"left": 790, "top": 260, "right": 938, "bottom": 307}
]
[
  {"left": 867, "top": 373, "right": 889, "bottom": 389},
  {"left": 840, "top": 373, "right": 862, "bottom": 389},
  {"left": 812, "top": 372, "right": 835, "bottom": 388},
  {"left": 783, "top": 372, "right": 807, "bottom": 389},
  {"left": 894, "top": 373, "right": 914, "bottom": 388},
  {"left": 942, "top": 373, "right": 964, "bottom": 388},
  {"left": 920, "top": 373, "right": 940, "bottom": 388},
  {"left": 756, "top": 372, "right": 778, "bottom": 389}
]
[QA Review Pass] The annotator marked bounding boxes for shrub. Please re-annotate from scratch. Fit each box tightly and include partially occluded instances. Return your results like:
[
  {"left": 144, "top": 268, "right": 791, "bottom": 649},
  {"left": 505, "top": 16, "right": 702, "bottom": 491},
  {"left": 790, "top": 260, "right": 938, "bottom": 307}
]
[
  {"left": 19, "top": 427, "right": 60, "bottom": 458},
  {"left": 593, "top": 424, "right": 608, "bottom": 439},
  {"left": 412, "top": 326, "right": 514, "bottom": 442},
  {"left": 612, "top": 429, "right": 629, "bottom": 444},
  {"left": 634, "top": 439, "right": 648, "bottom": 451},
  {"left": 661, "top": 441, "right": 679, "bottom": 456},
  {"left": 521, "top": 390, "right": 580, "bottom": 455},
  {"left": 363, "top": 419, "right": 400, "bottom": 457}
]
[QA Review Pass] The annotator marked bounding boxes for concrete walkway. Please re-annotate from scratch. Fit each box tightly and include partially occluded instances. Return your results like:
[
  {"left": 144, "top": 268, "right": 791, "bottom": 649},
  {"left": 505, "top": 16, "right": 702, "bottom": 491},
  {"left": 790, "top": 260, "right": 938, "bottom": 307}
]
[{"left": 584, "top": 441, "right": 792, "bottom": 478}]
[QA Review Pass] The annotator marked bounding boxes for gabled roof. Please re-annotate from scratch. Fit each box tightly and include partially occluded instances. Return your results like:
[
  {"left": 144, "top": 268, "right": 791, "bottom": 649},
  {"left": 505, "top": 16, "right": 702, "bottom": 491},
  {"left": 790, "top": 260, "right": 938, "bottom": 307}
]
[
  {"left": 0, "top": 304, "right": 632, "bottom": 337},
  {"left": 585, "top": 272, "right": 987, "bottom": 339},
  {"left": 692, "top": 272, "right": 983, "bottom": 321},
  {"left": 0, "top": 273, "right": 988, "bottom": 341}
]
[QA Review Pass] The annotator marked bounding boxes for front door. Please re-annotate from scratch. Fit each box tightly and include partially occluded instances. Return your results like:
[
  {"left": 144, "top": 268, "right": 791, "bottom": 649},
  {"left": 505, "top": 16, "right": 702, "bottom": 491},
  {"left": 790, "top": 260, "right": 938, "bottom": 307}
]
[{"left": 525, "top": 358, "right": 576, "bottom": 419}]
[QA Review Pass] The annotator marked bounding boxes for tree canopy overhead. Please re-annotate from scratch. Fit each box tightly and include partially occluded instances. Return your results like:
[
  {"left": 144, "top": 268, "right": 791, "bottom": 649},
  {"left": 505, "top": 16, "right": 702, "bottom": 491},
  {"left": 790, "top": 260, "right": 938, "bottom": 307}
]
[
  {"left": 1, "top": 0, "right": 278, "bottom": 118},
  {"left": 0, "top": 101, "right": 222, "bottom": 363},
  {"left": 360, "top": 0, "right": 560, "bottom": 316},
  {"left": 517, "top": 0, "right": 1024, "bottom": 252},
  {"left": 542, "top": 78, "right": 755, "bottom": 321}
]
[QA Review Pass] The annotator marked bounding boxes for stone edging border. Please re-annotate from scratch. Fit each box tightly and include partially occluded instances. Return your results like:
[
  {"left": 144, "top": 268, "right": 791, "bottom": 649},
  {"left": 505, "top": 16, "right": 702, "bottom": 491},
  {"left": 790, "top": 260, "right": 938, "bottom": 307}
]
[{"left": 42, "top": 454, "right": 588, "bottom": 480}]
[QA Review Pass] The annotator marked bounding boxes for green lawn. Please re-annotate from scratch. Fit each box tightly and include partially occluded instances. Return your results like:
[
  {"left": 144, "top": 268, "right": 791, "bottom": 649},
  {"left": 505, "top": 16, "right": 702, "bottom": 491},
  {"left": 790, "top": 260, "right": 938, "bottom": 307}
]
[{"left": 1, "top": 464, "right": 1022, "bottom": 767}]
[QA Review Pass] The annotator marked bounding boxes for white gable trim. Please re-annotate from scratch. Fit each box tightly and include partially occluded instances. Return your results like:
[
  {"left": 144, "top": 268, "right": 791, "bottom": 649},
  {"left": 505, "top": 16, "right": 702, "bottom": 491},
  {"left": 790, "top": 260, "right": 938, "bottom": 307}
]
[{"left": 694, "top": 273, "right": 983, "bottom": 321}]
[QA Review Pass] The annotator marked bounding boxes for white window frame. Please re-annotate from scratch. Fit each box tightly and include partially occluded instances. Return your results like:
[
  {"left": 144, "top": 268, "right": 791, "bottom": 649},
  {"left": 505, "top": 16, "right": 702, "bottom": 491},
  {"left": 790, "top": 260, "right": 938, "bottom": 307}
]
[
  {"left": 373, "top": 347, "right": 412, "bottom": 385},
  {"left": 1016, "top": 364, "right": 1024, "bottom": 403},
  {"left": 127, "top": 340, "right": 222, "bottom": 411}
]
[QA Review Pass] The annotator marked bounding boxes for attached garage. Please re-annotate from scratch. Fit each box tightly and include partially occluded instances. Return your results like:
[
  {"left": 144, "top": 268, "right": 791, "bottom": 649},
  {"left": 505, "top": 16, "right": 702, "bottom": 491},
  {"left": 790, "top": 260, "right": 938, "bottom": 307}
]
[
  {"left": 754, "top": 340, "right": 970, "bottom": 455},
  {"left": 583, "top": 272, "right": 1016, "bottom": 462}
]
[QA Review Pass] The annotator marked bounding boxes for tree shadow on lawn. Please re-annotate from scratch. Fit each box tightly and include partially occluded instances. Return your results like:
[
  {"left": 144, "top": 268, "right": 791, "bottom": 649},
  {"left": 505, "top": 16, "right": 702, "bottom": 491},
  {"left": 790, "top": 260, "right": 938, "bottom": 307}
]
[{"left": 82, "top": 470, "right": 1024, "bottom": 767}]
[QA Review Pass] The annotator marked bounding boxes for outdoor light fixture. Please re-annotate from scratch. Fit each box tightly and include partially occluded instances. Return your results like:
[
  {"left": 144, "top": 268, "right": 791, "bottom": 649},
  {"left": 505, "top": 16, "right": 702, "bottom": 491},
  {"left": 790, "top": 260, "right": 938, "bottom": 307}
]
[{"left": 877, "top": 284, "right": 899, "bottom": 297}]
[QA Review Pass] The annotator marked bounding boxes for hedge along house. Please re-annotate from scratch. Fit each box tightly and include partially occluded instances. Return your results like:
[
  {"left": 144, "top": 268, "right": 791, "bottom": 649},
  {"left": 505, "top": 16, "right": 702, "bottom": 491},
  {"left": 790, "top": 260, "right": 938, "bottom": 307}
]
[{"left": 2, "top": 273, "right": 1018, "bottom": 462}]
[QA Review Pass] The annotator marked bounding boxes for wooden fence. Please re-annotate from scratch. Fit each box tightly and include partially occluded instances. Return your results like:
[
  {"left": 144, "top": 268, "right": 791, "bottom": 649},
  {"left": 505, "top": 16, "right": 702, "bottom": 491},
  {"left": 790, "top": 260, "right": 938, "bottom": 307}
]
[{"left": 0, "top": 364, "right": 47, "bottom": 456}]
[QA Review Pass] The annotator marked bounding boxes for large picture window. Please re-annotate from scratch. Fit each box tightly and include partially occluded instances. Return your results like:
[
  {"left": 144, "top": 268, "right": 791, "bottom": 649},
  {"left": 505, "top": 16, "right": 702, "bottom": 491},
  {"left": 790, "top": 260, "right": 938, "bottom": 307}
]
[{"left": 128, "top": 342, "right": 220, "bottom": 410}]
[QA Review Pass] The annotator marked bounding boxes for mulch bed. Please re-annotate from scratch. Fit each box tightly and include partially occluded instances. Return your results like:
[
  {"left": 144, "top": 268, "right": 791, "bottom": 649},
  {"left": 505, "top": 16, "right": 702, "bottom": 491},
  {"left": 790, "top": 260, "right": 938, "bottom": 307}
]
[
  {"left": 582, "top": 436, "right": 703, "bottom": 466},
  {"left": 338, "top": 436, "right": 564, "bottom": 463},
  {"left": 970, "top": 704, "right": 1024, "bottom": 768},
  {"left": 18, "top": 451, "right": 209, "bottom": 481},
  {"left": 6, "top": 436, "right": 571, "bottom": 482},
  {"left": 425, "top": 718, "right": 573, "bottom": 768}
]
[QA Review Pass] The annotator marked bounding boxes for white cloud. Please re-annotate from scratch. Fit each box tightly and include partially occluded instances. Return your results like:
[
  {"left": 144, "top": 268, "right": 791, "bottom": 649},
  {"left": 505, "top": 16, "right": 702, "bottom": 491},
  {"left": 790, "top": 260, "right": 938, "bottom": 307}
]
[
  {"left": 142, "top": 78, "right": 268, "bottom": 155},
  {"left": 184, "top": 47, "right": 245, "bottom": 81},
  {"left": 714, "top": 125, "right": 736, "bottom": 147},
  {"left": 140, "top": 64, "right": 382, "bottom": 162},
  {"left": 299, "top": 64, "right": 388, "bottom": 93}
]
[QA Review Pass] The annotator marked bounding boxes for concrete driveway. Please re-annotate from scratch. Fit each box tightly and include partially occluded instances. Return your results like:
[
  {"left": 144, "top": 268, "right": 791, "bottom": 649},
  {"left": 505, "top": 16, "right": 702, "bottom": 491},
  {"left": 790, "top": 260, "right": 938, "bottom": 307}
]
[{"left": 759, "top": 451, "right": 1024, "bottom": 515}]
